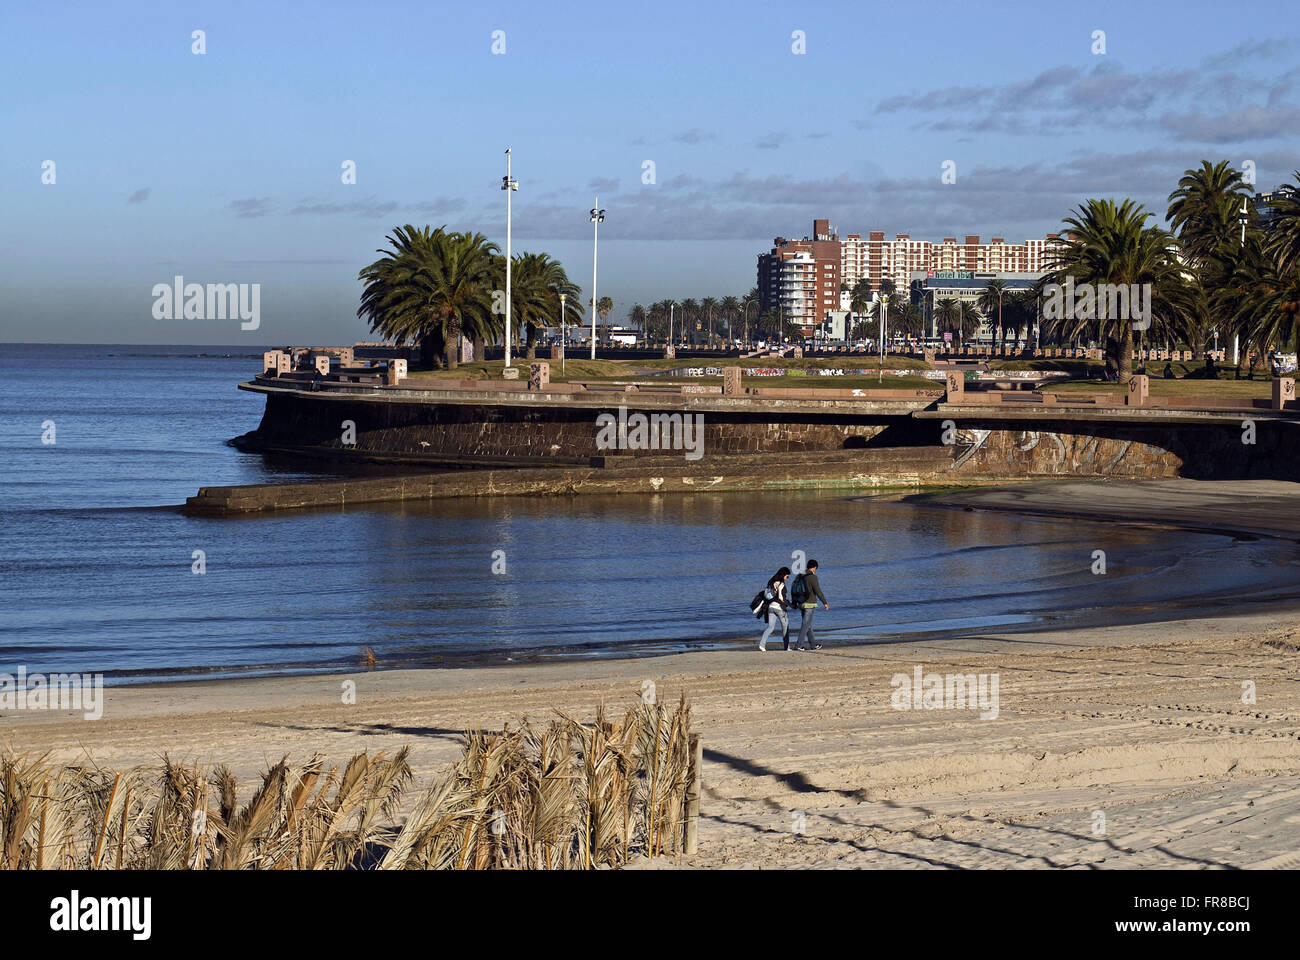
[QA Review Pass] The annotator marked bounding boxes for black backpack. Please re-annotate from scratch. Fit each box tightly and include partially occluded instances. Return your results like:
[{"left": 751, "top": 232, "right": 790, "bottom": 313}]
[
  {"left": 749, "top": 590, "right": 768, "bottom": 619},
  {"left": 790, "top": 573, "right": 809, "bottom": 605}
]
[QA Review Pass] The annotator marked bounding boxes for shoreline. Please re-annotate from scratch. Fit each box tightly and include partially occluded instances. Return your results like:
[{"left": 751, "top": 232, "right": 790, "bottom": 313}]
[
  {"left": 40, "top": 477, "right": 1300, "bottom": 688},
  {"left": 6, "top": 609, "right": 1299, "bottom": 869},
  {"left": 913, "top": 477, "right": 1300, "bottom": 542}
]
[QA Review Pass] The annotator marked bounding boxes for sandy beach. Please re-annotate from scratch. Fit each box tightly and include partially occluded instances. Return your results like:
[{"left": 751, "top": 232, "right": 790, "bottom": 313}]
[{"left": 7, "top": 596, "right": 1300, "bottom": 869}]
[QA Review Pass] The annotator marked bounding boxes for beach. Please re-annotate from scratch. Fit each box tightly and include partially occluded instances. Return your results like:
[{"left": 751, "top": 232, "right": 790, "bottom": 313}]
[{"left": 7, "top": 603, "right": 1299, "bottom": 869}]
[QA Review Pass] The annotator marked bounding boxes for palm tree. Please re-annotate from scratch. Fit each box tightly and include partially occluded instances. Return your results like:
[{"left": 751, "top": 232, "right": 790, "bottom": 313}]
[
  {"left": 357, "top": 225, "right": 501, "bottom": 370},
  {"left": 1049, "top": 198, "right": 1182, "bottom": 383},
  {"left": 1167, "top": 161, "right": 1260, "bottom": 370},
  {"left": 700, "top": 296, "right": 719, "bottom": 344},
  {"left": 510, "top": 252, "right": 581, "bottom": 359},
  {"left": 894, "top": 301, "right": 924, "bottom": 341},
  {"left": 680, "top": 298, "right": 699, "bottom": 344},
  {"left": 1221, "top": 232, "right": 1300, "bottom": 365},
  {"left": 1167, "top": 160, "right": 1254, "bottom": 266},
  {"left": 741, "top": 289, "right": 760, "bottom": 343},
  {"left": 977, "top": 279, "right": 1007, "bottom": 352},
  {"left": 958, "top": 301, "right": 983, "bottom": 347},
  {"left": 1265, "top": 172, "right": 1300, "bottom": 276},
  {"left": 934, "top": 297, "right": 960, "bottom": 342},
  {"left": 629, "top": 303, "right": 647, "bottom": 336},
  {"left": 720, "top": 295, "right": 741, "bottom": 342}
]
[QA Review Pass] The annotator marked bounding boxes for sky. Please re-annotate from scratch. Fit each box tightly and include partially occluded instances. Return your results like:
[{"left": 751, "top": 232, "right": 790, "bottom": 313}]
[{"left": 1, "top": 0, "right": 1298, "bottom": 344}]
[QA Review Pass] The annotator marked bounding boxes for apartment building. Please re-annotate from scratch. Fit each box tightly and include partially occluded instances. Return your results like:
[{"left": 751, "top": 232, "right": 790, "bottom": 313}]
[
  {"left": 756, "top": 219, "right": 842, "bottom": 335},
  {"left": 839, "top": 230, "right": 1065, "bottom": 296}
]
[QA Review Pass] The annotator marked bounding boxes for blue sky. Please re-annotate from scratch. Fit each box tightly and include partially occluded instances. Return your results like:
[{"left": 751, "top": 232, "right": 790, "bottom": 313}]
[{"left": 2, "top": 0, "right": 1298, "bottom": 343}]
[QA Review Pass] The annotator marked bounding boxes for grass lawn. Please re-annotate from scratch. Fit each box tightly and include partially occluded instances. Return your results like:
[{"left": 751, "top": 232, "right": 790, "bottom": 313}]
[
  {"left": 1050, "top": 376, "right": 1274, "bottom": 399},
  {"left": 987, "top": 359, "right": 1102, "bottom": 374}
]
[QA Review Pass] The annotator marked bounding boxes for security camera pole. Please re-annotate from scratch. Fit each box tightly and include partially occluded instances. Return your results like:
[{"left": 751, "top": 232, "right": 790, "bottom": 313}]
[
  {"left": 502, "top": 148, "right": 518, "bottom": 367},
  {"left": 590, "top": 199, "right": 605, "bottom": 360}
]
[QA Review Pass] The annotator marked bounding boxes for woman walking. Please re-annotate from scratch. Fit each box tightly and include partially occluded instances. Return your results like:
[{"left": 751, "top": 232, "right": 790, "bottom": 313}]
[{"left": 758, "top": 566, "right": 793, "bottom": 652}]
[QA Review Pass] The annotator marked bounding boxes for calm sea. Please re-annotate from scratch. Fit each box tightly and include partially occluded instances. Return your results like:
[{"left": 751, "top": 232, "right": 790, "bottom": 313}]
[{"left": 2, "top": 343, "right": 1296, "bottom": 684}]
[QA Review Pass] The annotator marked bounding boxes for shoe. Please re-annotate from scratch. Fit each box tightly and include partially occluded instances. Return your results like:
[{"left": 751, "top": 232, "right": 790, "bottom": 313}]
[
  {"left": 809, "top": 644, "right": 823, "bottom": 650},
  {"left": 758, "top": 645, "right": 767, "bottom": 653}
]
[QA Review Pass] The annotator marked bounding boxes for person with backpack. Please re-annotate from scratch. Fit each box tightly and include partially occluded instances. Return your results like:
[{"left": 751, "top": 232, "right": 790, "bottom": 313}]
[
  {"left": 791, "top": 559, "right": 829, "bottom": 651},
  {"left": 754, "top": 567, "right": 792, "bottom": 652}
]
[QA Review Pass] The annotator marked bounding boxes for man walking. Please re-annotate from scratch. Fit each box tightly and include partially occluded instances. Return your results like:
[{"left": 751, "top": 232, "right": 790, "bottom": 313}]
[{"left": 794, "top": 559, "right": 829, "bottom": 650}]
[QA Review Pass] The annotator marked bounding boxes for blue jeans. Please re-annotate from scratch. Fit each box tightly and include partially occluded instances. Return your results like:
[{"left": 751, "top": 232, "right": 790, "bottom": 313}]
[
  {"left": 759, "top": 607, "right": 789, "bottom": 648},
  {"left": 798, "top": 606, "right": 816, "bottom": 647}
]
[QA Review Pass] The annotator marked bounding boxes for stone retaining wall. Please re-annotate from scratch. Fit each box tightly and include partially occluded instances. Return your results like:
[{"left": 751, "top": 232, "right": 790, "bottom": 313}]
[{"left": 248, "top": 391, "right": 891, "bottom": 460}]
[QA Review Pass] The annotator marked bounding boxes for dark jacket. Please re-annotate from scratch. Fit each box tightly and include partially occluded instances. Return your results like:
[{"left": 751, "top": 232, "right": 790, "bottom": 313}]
[{"left": 799, "top": 572, "right": 827, "bottom": 607}]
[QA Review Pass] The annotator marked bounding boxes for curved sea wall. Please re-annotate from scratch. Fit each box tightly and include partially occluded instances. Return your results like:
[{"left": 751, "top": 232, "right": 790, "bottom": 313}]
[{"left": 235, "top": 382, "right": 1300, "bottom": 482}]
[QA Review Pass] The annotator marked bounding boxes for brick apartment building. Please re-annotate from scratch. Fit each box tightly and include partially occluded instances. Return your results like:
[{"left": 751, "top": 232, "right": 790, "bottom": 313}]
[
  {"left": 839, "top": 231, "right": 1064, "bottom": 298},
  {"left": 756, "top": 219, "right": 842, "bottom": 336}
]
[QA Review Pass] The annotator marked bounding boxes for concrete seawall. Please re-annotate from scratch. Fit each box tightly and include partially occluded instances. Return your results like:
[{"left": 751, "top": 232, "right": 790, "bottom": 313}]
[
  {"left": 199, "top": 377, "right": 1300, "bottom": 515},
  {"left": 184, "top": 448, "right": 960, "bottom": 516}
]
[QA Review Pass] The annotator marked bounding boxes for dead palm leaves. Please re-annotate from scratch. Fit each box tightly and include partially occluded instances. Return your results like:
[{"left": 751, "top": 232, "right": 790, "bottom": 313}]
[{"left": 0, "top": 696, "right": 697, "bottom": 870}]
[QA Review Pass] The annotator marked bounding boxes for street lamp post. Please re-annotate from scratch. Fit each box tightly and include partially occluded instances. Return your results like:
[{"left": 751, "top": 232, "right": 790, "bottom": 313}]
[
  {"left": 1234, "top": 197, "right": 1249, "bottom": 366},
  {"left": 878, "top": 294, "right": 887, "bottom": 383},
  {"left": 501, "top": 148, "right": 518, "bottom": 367},
  {"left": 559, "top": 291, "right": 567, "bottom": 376},
  {"left": 589, "top": 199, "right": 605, "bottom": 360},
  {"left": 669, "top": 301, "right": 675, "bottom": 348}
]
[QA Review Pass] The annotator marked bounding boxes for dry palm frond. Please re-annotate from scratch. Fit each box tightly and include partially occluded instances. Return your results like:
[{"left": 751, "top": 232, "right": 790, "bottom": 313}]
[{"left": 1, "top": 695, "right": 697, "bottom": 871}]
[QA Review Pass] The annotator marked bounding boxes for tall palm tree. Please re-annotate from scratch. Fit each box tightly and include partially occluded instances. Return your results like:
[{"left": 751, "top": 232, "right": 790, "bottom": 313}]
[
  {"left": 958, "top": 301, "right": 983, "bottom": 347},
  {"left": 357, "top": 225, "right": 501, "bottom": 369},
  {"left": 1167, "top": 160, "right": 1254, "bottom": 265},
  {"left": 629, "top": 303, "right": 647, "bottom": 335},
  {"left": 720, "top": 295, "right": 741, "bottom": 341},
  {"left": 1049, "top": 198, "right": 1182, "bottom": 383},
  {"left": 741, "top": 288, "right": 760, "bottom": 343},
  {"left": 1222, "top": 232, "right": 1300, "bottom": 363},
  {"left": 934, "top": 297, "right": 960, "bottom": 341},
  {"left": 510, "top": 252, "right": 581, "bottom": 359},
  {"left": 894, "top": 301, "right": 925, "bottom": 340},
  {"left": 700, "top": 296, "right": 720, "bottom": 344},
  {"left": 1167, "top": 161, "right": 1259, "bottom": 370},
  {"left": 679, "top": 298, "right": 699, "bottom": 344},
  {"left": 977, "top": 279, "right": 1007, "bottom": 352}
]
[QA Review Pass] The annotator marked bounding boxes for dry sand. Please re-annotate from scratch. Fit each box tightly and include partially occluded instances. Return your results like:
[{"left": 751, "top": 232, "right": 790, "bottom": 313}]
[{"left": 5, "top": 610, "right": 1299, "bottom": 869}]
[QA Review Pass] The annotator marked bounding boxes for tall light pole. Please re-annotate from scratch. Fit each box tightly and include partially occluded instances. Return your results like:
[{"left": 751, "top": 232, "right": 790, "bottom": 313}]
[
  {"left": 589, "top": 199, "right": 605, "bottom": 360},
  {"left": 878, "top": 293, "right": 887, "bottom": 383},
  {"left": 559, "top": 291, "right": 567, "bottom": 375},
  {"left": 669, "top": 301, "right": 676, "bottom": 346},
  {"left": 1234, "top": 196, "right": 1249, "bottom": 366},
  {"left": 501, "top": 148, "right": 518, "bottom": 367}
]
